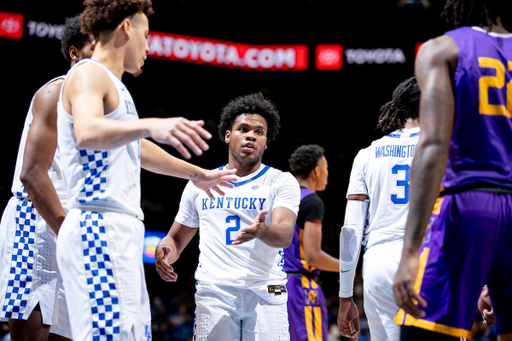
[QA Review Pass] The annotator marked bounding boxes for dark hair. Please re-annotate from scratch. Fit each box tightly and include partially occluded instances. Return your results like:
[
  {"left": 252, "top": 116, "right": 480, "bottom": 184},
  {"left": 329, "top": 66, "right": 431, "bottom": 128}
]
[
  {"left": 376, "top": 76, "right": 420, "bottom": 134},
  {"left": 60, "top": 15, "right": 91, "bottom": 63},
  {"left": 289, "top": 144, "right": 325, "bottom": 177},
  {"left": 441, "top": 0, "right": 512, "bottom": 30},
  {"left": 80, "top": 0, "right": 154, "bottom": 38},
  {"left": 218, "top": 93, "right": 281, "bottom": 144}
]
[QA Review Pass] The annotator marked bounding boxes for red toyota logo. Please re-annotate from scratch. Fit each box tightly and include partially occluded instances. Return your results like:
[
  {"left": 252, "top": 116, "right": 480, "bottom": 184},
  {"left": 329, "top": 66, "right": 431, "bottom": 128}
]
[
  {"left": 0, "top": 12, "right": 24, "bottom": 40},
  {"left": 315, "top": 44, "right": 343, "bottom": 70}
]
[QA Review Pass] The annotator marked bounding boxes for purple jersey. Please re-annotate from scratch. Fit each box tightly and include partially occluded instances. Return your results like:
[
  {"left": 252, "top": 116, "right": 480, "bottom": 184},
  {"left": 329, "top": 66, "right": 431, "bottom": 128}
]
[
  {"left": 443, "top": 27, "right": 512, "bottom": 191},
  {"left": 283, "top": 188, "right": 322, "bottom": 276}
]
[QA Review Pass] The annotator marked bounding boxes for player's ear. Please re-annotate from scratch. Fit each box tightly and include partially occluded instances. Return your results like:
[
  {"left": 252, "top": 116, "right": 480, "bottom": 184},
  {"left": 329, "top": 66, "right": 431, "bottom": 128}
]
[
  {"left": 69, "top": 46, "right": 79, "bottom": 62},
  {"left": 225, "top": 130, "right": 231, "bottom": 144},
  {"left": 120, "top": 18, "right": 131, "bottom": 36}
]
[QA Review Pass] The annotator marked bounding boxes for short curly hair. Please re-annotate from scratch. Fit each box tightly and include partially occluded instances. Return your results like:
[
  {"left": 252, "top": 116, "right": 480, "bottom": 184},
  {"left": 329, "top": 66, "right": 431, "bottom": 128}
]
[
  {"left": 218, "top": 93, "right": 281, "bottom": 144},
  {"left": 289, "top": 144, "right": 325, "bottom": 177},
  {"left": 80, "top": 0, "right": 154, "bottom": 39},
  {"left": 60, "top": 15, "right": 91, "bottom": 63}
]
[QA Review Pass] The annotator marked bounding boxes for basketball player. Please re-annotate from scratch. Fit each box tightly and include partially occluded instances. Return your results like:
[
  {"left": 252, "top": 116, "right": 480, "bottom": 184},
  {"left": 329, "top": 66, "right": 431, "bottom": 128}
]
[
  {"left": 155, "top": 93, "right": 301, "bottom": 341},
  {"left": 284, "top": 144, "right": 339, "bottom": 341},
  {"left": 0, "top": 15, "right": 93, "bottom": 341},
  {"left": 337, "top": 77, "right": 420, "bottom": 341},
  {"left": 55, "top": 1, "right": 237, "bottom": 340},
  {"left": 392, "top": 1, "right": 512, "bottom": 340}
]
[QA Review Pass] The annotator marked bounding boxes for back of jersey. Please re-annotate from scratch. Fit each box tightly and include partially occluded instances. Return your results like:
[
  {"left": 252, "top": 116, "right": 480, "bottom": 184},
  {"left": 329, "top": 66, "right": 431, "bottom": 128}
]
[
  {"left": 347, "top": 128, "right": 419, "bottom": 250},
  {"left": 443, "top": 27, "right": 512, "bottom": 191}
]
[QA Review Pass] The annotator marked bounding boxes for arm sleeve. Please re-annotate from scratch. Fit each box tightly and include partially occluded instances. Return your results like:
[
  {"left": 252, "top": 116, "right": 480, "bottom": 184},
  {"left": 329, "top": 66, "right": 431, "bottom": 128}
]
[
  {"left": 346, "top": 148, "right": 370, "bottom": 197},
  {"left": 272, "top": 172, "right": 300, "bottom": 216},
  {"left": 339, "top": 199, "right": 368, "bottom": 298},
  {"left": 174, "top": 181, "right": 200, "bottom": 228}
]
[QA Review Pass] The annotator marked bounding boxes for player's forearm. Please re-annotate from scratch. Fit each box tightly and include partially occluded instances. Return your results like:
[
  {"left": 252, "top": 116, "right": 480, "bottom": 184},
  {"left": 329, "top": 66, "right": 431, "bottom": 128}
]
[
  {"left": 258, "top": 222, "right": 294, "bottom": 248},
  {"left": 141, "top": 139, "right": 203, "bottom": 180},
  {"left": 403, "top": 143, "right": 447, "bottom": 255},
  {"left": 74, "top": 117, "right": 159, "bottom": 150},
  {"left": 20, "top": 169, "right": 66, "bottom": 234},
  {"left": 306, "top": 250, "right": 339, "bottom": 272}
]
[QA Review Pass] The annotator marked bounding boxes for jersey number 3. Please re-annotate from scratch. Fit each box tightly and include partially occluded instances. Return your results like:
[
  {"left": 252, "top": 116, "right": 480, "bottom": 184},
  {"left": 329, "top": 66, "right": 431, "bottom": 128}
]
[
  {"left": 391, "top": 164, "right": 410, "bottom": 204},
  {"left": 226, "top": 215, "right": 241, "bottom": 245}
]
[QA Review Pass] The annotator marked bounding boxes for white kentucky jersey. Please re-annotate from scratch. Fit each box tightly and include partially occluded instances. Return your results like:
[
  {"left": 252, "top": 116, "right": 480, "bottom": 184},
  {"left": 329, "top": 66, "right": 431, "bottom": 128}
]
[
  {"left": 57, "top": 59, "right": 143, "bottom": 219},
  {"left": 347, "top": 127, "right": 419, "bottom": 250},
  {"left": 11, "top": 76, "right": 67, "bottom": 205},
  {"left": 175, "top": 164, "right": 300, "bottom": 290}
]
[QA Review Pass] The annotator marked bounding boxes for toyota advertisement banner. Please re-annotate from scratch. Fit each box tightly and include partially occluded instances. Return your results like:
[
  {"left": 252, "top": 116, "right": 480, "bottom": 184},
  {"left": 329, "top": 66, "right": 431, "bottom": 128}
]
[{"left": 147, "top": 31, "right": 308, "bottom": 71}]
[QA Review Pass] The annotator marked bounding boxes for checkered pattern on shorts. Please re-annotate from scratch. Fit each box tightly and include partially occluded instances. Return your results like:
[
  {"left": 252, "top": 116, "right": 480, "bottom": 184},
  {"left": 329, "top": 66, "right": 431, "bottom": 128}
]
[
  {"left": 80, "top": 211, "right": 121, "bottom": 341},
  {"left": 78, "top": 150, "right": 109, "bottom": 204},
  {"left": 15, "top": 186, "right": 29, "bottom": 200},
  {"left": 1, "top": 199, "right": 36, "bottom": 319}
]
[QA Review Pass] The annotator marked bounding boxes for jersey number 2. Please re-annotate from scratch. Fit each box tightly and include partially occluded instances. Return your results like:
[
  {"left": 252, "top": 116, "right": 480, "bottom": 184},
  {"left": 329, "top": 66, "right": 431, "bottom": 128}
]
[
  {"left": 391, "top": 164, "right": 410, "bottom": 204},
  {"left": 479, "top": 57, "right": 512, "bottom": 117},
  {"left": 225, "top": 215, "right": 241, "bottom": 245}
]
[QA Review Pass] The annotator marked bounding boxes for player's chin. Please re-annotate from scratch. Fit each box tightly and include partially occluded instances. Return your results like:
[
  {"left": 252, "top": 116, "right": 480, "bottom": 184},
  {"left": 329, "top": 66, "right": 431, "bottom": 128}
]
[{"left": 130, "top": 68, "right": 144, "bottom": 78}]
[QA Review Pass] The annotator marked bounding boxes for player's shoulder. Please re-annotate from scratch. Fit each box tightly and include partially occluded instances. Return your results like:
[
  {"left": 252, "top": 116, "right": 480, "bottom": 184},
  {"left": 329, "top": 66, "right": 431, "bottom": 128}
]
[
  {"left": 417, "top": 34, "right": 458, "bottom": 69},
  {"left": 302, "top": 191, "right": 323, "bottom": 206},
  {"left": 266, "top": 165, "right": 296, "bottom": 183},
  {"left": 66, "top": 59, "right": 111, "bottom": 89},
  {"left": 33, "top": 76, "right": 66, "bottom": 110}
]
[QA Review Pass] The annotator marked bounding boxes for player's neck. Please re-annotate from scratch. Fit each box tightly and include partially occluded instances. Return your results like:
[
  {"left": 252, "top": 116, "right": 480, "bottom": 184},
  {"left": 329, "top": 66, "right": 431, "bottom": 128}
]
[
  {"left": 404, "top": 118, "right": 419, "bottom": 130},
  {"left": 297, "top": 177, "right": 317, "bottom": 192},
  {"left": 226, "top": 157, "right": 262, "bottom": 177},
  {"left": 91, "top": 41, "right": 126, "bottom": 79},
  {"left": 482, "top": 16, "right": 511, "bottom": 34}
]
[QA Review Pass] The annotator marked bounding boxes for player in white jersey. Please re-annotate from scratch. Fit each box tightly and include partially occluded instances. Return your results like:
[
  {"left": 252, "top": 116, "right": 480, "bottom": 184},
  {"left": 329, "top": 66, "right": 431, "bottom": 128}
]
[
  {"left": 55, "top": 2, "right": 237, "bottom": 340},
  {"left": 0, "top": 16, "right": 93, "bottom": 341},
  {"left": 155, "top": 93, "right": 301, "bottom": 341},
  {"left": 337, "top": 77, "right": 420, "bottom": 341}
]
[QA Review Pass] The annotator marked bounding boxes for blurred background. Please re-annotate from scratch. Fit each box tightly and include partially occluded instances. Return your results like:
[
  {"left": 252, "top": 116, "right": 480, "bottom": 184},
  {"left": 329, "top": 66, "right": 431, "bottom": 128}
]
[{"left": 0, "top": 0, "right": 496, "bottom": 340}]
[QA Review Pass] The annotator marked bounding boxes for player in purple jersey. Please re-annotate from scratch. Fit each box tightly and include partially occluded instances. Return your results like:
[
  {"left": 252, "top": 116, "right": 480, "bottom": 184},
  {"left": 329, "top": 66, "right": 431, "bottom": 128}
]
[
  {"left": 393, "top": 0, "right": 512, "bottom": 340},
  {"left": 284, "top": 145, "right": 339, "bottom": 341}
]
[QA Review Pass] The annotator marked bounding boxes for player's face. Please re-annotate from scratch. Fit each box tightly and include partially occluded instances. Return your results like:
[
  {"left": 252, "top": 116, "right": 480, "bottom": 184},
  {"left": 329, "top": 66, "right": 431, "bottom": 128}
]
[
  {"left": 125, "top": 13, "right": 150, "bottom": 75},
  {"left": 315, "top": 156, "right": 328, "bottom": 191},
  {"left": 225, "top": 114, "right": 268, "bottom": 165}
]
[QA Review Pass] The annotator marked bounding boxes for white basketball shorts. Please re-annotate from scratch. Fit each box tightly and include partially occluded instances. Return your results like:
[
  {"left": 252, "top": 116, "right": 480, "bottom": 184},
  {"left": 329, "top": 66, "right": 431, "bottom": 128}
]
[
  {"left": 0, "top": 196, "right": 72, "bottom": 338},
  {"left": 194, "top": 282, "right": 290, "bottom": 341},
  {"left": 362, "top": 240, "right": 403, "bottom": 341},
  {"left": 56, "top": 209, "right": 151, "bottom": 341}
]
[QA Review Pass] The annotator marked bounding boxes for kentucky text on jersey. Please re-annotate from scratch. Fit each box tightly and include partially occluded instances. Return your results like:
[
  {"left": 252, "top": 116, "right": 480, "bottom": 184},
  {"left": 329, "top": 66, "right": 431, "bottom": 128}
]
[
  {"left": 375, "top": 144, "right": 417, "bottom": 159},
  {"left": 202, "top": 197, "right": 267, "bottom": 211}
]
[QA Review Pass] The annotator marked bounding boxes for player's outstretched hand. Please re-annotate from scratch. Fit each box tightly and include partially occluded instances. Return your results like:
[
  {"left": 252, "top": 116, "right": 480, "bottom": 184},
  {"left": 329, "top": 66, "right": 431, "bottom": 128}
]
[
  {"left": 393, "top": 254, "right": 427, "bottom": 319},
  {"left": 155, "top": 245, "right": 178, "bottom": 282},
  {"left": 338, "top": 297, "right": 360, "bottom": 340},
  {"left": 150, "top": 118, "right": 212, "bottom": 159},
  {"left": 232, "top": 210, "right": 269, "bottom": 245},
  {"left": 478, "top": 287, "right": 496, "bottom": 327},
  {"left": 191, "top": 169, "right": 238, "bottom": 199}
]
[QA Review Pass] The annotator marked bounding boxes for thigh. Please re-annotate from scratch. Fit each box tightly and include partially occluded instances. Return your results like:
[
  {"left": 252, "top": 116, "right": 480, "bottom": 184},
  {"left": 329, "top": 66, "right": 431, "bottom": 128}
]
[
  {"left": 246, "top": 289, "right": 289, "bottom": 341},
  {"left": 57, "top": 210, "right": 149, "bottom": 341},
  {"left": 486, "top": 193, "right": 512, "bottom": 337},
  {"left": 286, "top": 276, "right": 327, "bottom": 341},
  {"left": 395, "top": 193, "right": 498, "bottom": 339},
  {"left": 363, "top": 242, "right": 402, "bottom": 341}
]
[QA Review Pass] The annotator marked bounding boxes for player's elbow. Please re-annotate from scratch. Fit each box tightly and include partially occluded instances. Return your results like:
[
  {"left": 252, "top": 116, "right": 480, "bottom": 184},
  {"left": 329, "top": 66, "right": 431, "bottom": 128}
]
[{"left": 20, "top": 166, "right": 43, "bottom": 190}]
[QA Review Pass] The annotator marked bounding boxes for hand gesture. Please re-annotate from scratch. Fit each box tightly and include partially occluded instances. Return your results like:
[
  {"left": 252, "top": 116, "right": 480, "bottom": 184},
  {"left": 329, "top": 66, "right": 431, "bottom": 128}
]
[
  {"left": 338, "top": 297, "right": 360, "bottom": 340},
  {"left": 155, "top": 244, "right": 178, "bottom": 282},
  {"left": 150, "top": 118, "right": 212, "bottom": 159},
  {"left": 232, "top": 210, "right": 269, "bottom": 245},
  {"left": 191, "top": 168, "right": 238, "bottom": 199},
  {"left": 478, "top": 287, "right": 495, "bottom": 327},
  {"left": 392, "top": 254, "right": 427, "bottom": 319}
]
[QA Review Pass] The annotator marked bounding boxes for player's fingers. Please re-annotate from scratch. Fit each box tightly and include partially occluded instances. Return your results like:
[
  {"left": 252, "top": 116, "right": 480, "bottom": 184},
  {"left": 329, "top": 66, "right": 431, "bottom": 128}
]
[
  {"left": 167, "top": 136, "right": 191, "bottom": 159},
  {"left": 178, "top": 123, "right": 210, "bottom": 151},
  {"left": 186, "top": 120, "right": 212, "bottom": 140},
  {"left": 217, "top": 181, "right": 235, "bottom": 189},
  {"left": 204, "top": 188, "right": 214, "bottom": 199},
  {"left": 211, "top": 185, "right": 225, "bottom": 197},
  {"left": 174, "top": 130, "right": 204, "bottom": 156}
]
